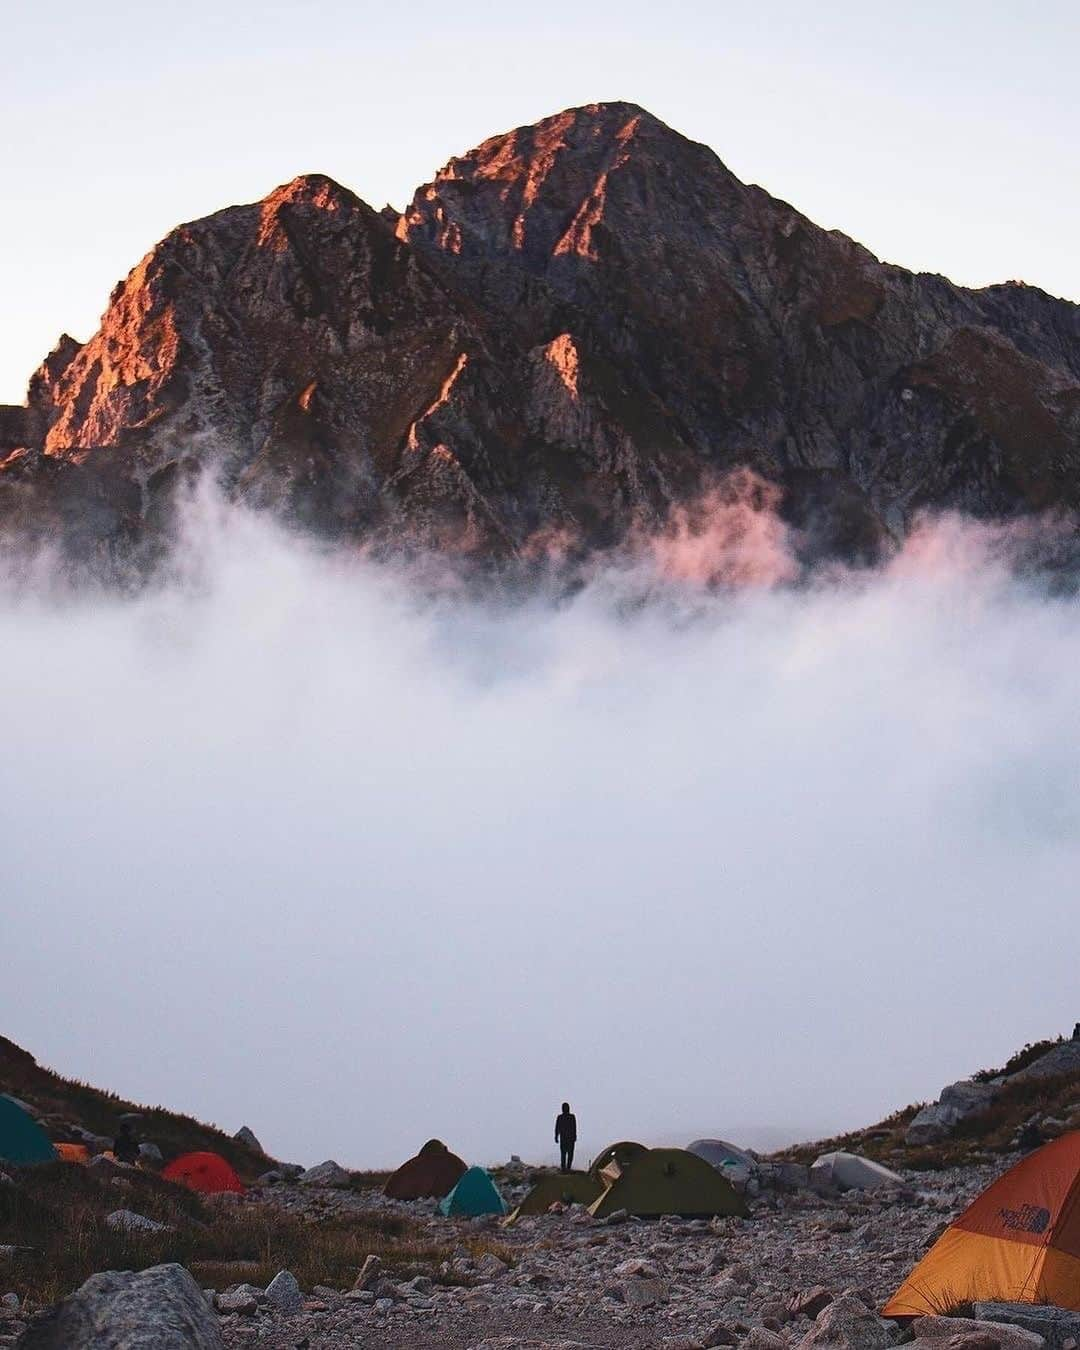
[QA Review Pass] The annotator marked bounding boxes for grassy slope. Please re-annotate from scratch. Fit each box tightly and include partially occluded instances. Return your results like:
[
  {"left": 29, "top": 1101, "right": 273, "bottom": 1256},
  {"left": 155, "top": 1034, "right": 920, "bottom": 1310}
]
[
  {"left": 777, "top": 1039, "right": 1080, "bottom": 1170},
  {"left": 0, "top": 1160, "right": 511, "bottom": 1307},
  {"left": 1, "top": 1036, "right": 513, "bottom": 1307},
  {"left": 0, "top": 1035, "right": 270, "bottom": 1180}
]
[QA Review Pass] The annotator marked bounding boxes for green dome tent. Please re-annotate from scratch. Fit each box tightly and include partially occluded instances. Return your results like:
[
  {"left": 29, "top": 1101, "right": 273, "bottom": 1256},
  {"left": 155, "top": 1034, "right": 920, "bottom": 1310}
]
[
  {"left": 507, "top": 1170, "right": 604, "bottom": 1222},
  {"left": 439, "top": 1166, "right": 507, "bottom": 1217},
  {"left": 0, "top": 1095, "right": 56, "bottom": 1165},
  {"left": 589, "top": 1146, "right": 746, "bottom": 1219}
]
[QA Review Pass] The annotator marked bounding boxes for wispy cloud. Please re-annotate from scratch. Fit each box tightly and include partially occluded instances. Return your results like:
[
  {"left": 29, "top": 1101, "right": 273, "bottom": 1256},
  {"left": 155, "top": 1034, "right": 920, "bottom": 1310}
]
[{"left": 2, "top": 485, "right": 1079, "bottom": 1168}]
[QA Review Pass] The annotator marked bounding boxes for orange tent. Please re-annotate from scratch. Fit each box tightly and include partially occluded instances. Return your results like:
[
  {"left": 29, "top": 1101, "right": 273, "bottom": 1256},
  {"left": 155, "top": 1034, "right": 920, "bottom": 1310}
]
[
  {"left": 54, "top": 1142, "right": 90, "bottom": 1164},
  {"left": 384, "top": 1140, "right": 467, "bottom": 1200},
  {"left": 885, "top": 1133, "right": 1080, "bottom": 1316},
  {"left": 162, "top": 1151, "right": 245, "bottom": 1195}
]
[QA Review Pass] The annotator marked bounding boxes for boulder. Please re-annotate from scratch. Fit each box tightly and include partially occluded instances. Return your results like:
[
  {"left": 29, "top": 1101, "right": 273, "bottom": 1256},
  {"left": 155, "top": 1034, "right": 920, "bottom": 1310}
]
[
  {"left": 104, "top": 1209, "right": 169, "bottom": 1234},
  {"left": 906, "top": 1081, "right": 1000, "bottom": 1145},
  {"left": 1008, "top": 1041, "right": 1080, "bottom": 1083},
  {"left": 789, "top": 1287, "right": 835, "bottom": 1320},
  {"left": 136, "top": 1143, "right": 163, "bottom": 1167},
  {"left": 619, "top": 1277, "right": 670, "bottom": 1308},
  {"left": 233, "top": 1127, "right": 264, "bottom": 1154},
  {"left": 798, "top": 1292, "right": 901, "bottom": 1350},
  {"left": 16, "top": 1262, "right": 223, "bottom": 1348},
  {"left": 298, "top": 1160, "right": 350, "bottom": 1187},
  {"left": 214, "top": 1284, "right": 264, "bottom": 1315},
  {"left": 745, "top": 1333, "right": 786, "bottom": 1350},
  {"left": 912, "top": 1316, "right": 1045, "bottom": 1350},
  {"left": 352, "top": 1255, "right": 382, "bottom": 1291},
  {"left": 972, "top": 1305, "right": 1080, "bottom": 1350},
  {"left": 263, "top": 1269, "right": 302, "bottom": 1312}
]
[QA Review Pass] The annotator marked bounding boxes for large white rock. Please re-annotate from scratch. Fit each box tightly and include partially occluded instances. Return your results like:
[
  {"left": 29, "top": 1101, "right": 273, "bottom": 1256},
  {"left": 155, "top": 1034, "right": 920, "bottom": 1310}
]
[
  {"left": 16, "top": 1262, "right": 223, "bottom": 1348},
  {"left": 810, "top": 1151, "right": 905, "bottom": 1191}
]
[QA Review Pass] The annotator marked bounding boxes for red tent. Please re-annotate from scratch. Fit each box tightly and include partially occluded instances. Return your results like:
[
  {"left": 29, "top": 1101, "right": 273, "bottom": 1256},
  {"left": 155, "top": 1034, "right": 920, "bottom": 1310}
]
[{"left": 162, "top": 1150, "right": 245, "bottom": 1195}]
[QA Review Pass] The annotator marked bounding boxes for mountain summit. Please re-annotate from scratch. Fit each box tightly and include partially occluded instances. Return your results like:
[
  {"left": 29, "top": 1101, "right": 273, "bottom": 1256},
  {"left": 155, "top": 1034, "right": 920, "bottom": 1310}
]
[{"left": 3, "top": 102, "right": 1080, "bottom": 568}]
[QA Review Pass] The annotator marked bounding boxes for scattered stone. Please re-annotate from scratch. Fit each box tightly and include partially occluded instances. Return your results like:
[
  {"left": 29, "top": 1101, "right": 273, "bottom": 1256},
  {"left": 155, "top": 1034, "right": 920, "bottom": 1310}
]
[
  {"left": 104, "top": 1209, "right": 169, "bottom": 1234},
  {"left": 215, "top": 1284, "right": 265, "bottom": 1315},
  {"left": 263, "top": 1269, "right": 302, "bottom": 1312},
  {"left": 297, "top": 1160, "right": 350, "bottom": 1187},
  {"left": 745, "top": 1331, "right": 787, "bottom": 1350},
  {"left": 233, "top": 1127, "right": 264, "bottom": 1153},
  {"left": 798, "top": 1292, "right": 901, "bottom": 1350},
  {"left": 972, "top": 1306, "right": 1080, "bottom": 1350},
  {"left": 17, "top": 1262, "right": 224, "bottom": 1348},
  {"left": 790, "top": 1287, "right": 834, "bottom": 1319},
  {"left": 912, "top": 1318, "right": 1045, "bottom": 1350},
  {"left": 704, "top": 1326, "right": 739, "bottom": 1348},
  {"left": 352, "top": 1254, "right": 382, "bottom": 1290}
]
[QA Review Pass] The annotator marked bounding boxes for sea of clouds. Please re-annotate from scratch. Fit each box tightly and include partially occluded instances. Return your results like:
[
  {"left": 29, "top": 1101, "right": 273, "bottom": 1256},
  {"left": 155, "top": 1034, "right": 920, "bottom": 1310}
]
[{"left": 3, "top": 483, "right": 1080, "bottom": 1168}]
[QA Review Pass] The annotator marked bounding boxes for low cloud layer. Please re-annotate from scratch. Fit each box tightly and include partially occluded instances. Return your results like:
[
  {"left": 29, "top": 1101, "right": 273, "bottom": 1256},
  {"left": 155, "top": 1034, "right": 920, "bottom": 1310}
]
[{"left": 3, "top": 489, "right": 1080, "bottom": 1169}]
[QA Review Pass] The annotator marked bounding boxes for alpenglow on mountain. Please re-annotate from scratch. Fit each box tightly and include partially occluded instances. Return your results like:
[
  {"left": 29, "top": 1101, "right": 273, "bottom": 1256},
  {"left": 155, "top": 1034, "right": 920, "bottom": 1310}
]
[{"left": 3, "top": 101, "right": 1080, "bottom": 567}]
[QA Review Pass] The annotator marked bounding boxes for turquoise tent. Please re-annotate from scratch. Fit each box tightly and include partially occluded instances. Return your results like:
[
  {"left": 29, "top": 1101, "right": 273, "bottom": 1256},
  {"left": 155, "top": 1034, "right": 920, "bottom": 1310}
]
[
  {"left": 0, "top": 1095, "right": 56, "bottom": 1165},
  {"left": 439, "top": 1166, "right": 507, "bottom": 1217}
]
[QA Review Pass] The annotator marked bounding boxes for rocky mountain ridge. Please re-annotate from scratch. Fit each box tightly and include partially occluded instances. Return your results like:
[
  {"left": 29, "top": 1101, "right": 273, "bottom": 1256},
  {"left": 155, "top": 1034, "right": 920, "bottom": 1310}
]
[{"left": 3, "top": 102, "right": 1080, "bottom": 573}]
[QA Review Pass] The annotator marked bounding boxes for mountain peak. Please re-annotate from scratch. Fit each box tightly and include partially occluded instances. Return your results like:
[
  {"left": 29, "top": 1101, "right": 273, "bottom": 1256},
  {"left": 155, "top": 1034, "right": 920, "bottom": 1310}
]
[{"left": 261, "top": 173, "right": 362, "bottom": 215}]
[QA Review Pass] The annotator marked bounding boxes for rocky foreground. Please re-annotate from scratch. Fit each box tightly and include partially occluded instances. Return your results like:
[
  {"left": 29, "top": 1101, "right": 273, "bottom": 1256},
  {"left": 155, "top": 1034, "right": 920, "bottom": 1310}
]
[{"left": 6, "top": 1152, "right": 1062, "bottom": 1350}]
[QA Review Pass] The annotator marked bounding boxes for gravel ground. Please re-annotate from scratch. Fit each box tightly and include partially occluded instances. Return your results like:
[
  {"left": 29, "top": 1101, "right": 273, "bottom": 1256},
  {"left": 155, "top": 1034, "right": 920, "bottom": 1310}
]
[{"left": 214, "top": 1155, "right": 1014, "bottom": 1350}]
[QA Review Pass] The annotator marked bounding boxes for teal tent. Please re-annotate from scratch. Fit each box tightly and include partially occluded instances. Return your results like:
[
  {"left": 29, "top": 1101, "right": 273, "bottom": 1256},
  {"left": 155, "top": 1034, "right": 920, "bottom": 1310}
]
[
  {"left": 439, "top": 1166, "right": 507, "bottom": 1217},
  {"left": 0, "top": 1095, "right": 55, "bottom": 1165}
]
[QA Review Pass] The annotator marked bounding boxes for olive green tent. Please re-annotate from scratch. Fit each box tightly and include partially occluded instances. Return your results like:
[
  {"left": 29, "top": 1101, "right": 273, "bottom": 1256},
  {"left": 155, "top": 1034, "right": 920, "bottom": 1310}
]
[
  {"left": 0, "top": 1095, "right": 55, "bottom": 1165},
  {"left": 589, "top": 1146, "right": 746, "bottom": 1220},
  {"left": 589, "top": 1140, "right": 649, "bottom": 1179},
  {"left": 507, "top": 1171, "right": 603, "bottom": 1222}
]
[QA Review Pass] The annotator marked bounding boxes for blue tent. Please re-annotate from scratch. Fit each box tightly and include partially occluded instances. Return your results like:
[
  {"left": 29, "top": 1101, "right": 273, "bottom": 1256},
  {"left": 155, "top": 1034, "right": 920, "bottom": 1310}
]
[
  {"left": 0, "top": 1095, "right": 56, "bottom": 1165},
  {"left": 439, "top": 1166, "right": 507, "bottom": 1217}
]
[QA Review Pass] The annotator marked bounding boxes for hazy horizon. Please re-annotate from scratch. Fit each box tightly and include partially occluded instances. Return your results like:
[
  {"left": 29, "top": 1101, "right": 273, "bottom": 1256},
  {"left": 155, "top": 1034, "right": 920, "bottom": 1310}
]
[
  {"left": 2, "top": 0, "right": 1078, "bottom": 402},
  {"left": 4, "top": 489, "right": 1079, "bottom": 1169}
]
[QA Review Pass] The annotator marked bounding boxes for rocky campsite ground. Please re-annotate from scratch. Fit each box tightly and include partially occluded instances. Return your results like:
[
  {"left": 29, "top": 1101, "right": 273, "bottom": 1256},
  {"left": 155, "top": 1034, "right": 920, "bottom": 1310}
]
[
  {"left": 6, "top": 1033, "right": 1080, "bottom": 1348},
  {"left": 207, "top": 1156, "right": 1002, "bottom": 1349},
  {"left": 0, "top": 1151, "right": 1043, "bottom": 1348}
]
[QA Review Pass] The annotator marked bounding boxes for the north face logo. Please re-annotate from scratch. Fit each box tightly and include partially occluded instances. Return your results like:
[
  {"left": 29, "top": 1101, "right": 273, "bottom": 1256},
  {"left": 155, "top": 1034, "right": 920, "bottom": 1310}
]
[{"left": 999, "top": 1203, "right": 1051, "bottom": 1234}]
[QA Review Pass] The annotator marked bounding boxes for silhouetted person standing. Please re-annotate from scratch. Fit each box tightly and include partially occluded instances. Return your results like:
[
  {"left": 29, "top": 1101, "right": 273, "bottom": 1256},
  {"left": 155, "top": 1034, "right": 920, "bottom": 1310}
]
[
  {"left": 114, "top": 1121, "right": 139, "bottom": 1165},
  {"left": 555, "top": 1102, "right": 577, "bottom": 1173}
]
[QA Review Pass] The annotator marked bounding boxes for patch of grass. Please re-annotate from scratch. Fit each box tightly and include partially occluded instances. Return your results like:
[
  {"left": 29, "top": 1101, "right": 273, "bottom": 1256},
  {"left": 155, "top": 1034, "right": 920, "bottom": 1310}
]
[
  {"left": 0, "top": 1162, "right": 496, "bottom": 1308},
  {"left": 774, "top": 1066, "right": 1080, "bottom": 1171},
  {"left": 973, "top": 1039, "right": 1063, "bottom": 1083},
  {"left": 346, "top": 1170, "right": 394, "bottom": 1192}
]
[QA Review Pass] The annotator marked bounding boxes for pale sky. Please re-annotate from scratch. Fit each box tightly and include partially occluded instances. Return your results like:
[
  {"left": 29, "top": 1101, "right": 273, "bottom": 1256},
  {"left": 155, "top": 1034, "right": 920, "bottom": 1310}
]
[{"left": 1, "top": 0, "right": 1078, "bottom": 403}]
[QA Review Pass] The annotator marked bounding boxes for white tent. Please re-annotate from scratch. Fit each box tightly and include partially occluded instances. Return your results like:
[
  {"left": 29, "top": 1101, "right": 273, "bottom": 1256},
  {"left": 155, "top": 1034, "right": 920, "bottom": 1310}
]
[
  {"left": 686, "top": 1139, "right": 757, "bottom": 1186},
  {"left": 687, "top": 1138, "right": 756, "bottom": 1167},
  {"left": 811, "top": 1150, "right": 904, "bottom": 1191}
]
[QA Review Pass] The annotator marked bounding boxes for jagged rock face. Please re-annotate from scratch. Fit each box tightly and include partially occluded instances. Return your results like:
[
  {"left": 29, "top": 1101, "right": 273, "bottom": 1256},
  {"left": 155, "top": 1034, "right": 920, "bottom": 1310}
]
[
  {"left": 4, "top": 101, "right": 1080, "bottom": 568},
  {"left": 402, "top": 103, "right": 1080, "bottom": 535}
]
